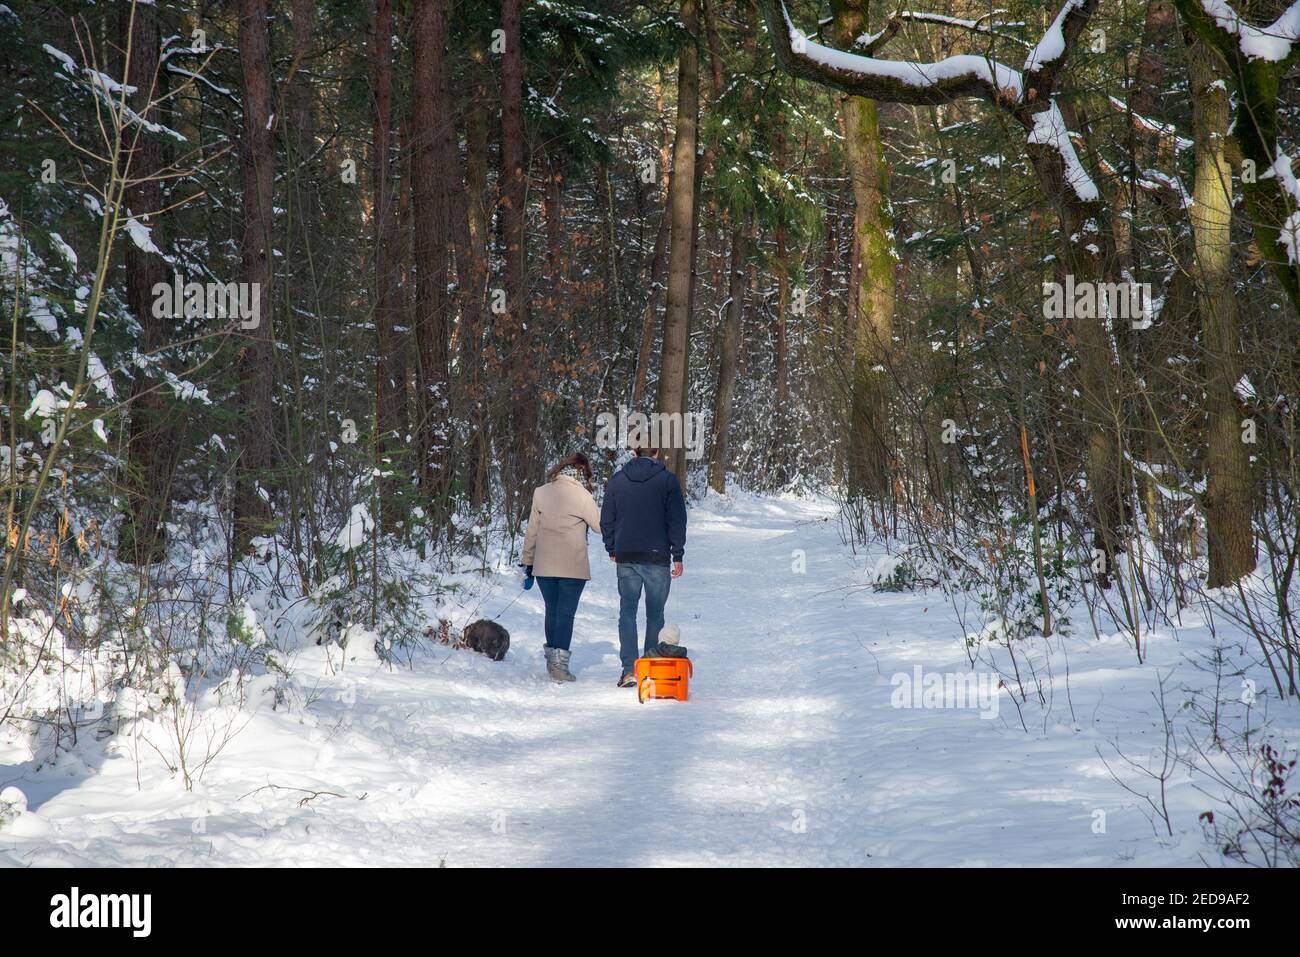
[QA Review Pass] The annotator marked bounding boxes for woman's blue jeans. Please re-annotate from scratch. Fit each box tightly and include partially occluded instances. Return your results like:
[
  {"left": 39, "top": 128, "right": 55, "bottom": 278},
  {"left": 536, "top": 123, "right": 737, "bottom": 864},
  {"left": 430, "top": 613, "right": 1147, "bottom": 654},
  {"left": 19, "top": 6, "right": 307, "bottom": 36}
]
[{"left": 536, "top": 576, "right": 587, "bottom": 651}]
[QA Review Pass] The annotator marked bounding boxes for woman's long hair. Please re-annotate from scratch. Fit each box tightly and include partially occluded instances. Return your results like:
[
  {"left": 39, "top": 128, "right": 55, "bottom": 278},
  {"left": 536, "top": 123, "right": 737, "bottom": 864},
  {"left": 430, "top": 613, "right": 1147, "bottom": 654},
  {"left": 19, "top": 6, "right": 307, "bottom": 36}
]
[{"left": 547, "top": 452, "right": 594, "bottom": 490}]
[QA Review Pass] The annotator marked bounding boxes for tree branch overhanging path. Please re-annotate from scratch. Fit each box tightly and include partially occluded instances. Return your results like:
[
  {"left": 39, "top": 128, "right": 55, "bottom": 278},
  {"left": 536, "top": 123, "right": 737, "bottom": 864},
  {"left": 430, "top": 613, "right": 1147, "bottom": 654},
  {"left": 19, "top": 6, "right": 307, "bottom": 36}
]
[{"left": 758, "top": 0, "right": 1101, "bottom": 183}]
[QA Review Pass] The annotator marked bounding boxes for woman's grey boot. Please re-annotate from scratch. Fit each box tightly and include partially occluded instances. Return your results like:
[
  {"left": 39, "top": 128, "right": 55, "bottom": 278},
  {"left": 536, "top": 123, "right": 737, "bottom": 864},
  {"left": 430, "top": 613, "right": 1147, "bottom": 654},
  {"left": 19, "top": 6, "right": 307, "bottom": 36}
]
[
  {"left": 545, "top": 647, "right": 575, "bottom": 682},
  {"left": 545, "top": 647, "right": 576, "bottom": 682}
]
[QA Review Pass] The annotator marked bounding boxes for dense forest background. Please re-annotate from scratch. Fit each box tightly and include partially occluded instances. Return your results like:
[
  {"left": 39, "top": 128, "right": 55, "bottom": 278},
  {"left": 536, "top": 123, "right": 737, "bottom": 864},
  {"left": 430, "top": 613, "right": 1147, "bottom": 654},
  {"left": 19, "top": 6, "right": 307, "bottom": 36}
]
[{"left": 2, "top": 0, "right": 1300, "bottom": 791}]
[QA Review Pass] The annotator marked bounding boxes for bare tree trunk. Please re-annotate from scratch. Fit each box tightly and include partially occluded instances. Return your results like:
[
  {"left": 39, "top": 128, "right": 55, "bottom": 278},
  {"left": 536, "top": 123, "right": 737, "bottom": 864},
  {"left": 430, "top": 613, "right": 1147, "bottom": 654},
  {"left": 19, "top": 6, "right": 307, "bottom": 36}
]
[
  {"left": 632, "top": 204, "right": 670, "bottom": 408},
  {"left": 499, "top": 0, "right": 536, "bottom": 518},
  {"left": 631, "top": 65, "right": 678, "bottom": 409},
  {"left": 772, "top": 215, "right": 791, "bottom": 486},
  {"left": 544, "top": 157, "right": 564, "bottom": 286},
  {"left": 370, "top": 0, "right": 405, "bottom": 527},
  {"left": 289, "top": 0, "right": 315, "bottom": 161},
  {"left": 1121, "top": 1, "right": 1180, "bottom": 545},
  {"left": 461, "top": 31, "right": 492, "bottom": 508},
  {"left": 655, "top": 0, "right": 701, "bottom": 490},
  {"left": 411, "top": 0, "right": 452, "bottom": 505},
  {"left": 709, "top": 214, "right": 750, "bottom": 493},
  {"left": 119, "top": 2, "right": 173, "bottom": 563},
  {"left": 831, "top": 0, "right": 897, "bottom": 501},
  {"left": 234, "top": 0, "right": 276, "bottom": 552},
  {"left": 465, "top": 34, "right": 492, "bottom": 283},
  {"left": 429, "top": 6, "right": 478, "bottom": 508},
  {"left": 1191, "top": 41, "right": 1255, "bottom": 585},
  {"left": 820, "top": 202, "right": 837, "bottom": 335},
  {"left": 1175, "top": 0, "right": 1300, "bottom": 314}
]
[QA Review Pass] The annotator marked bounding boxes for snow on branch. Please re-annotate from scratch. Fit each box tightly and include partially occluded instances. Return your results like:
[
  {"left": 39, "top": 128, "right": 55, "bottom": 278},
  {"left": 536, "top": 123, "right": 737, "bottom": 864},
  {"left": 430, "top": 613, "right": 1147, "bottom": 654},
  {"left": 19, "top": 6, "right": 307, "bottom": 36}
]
[
  {"left": 1023, "top": 0, "right": 1087, "bottom": 72},
  {"left": 759, "top": 0, "right": 1102, "bottom": 203},
  {"left": 852, "top": 22, "right": 900, "bottom": 55},
  {"left": 43, "top": 42, "right": 186, "bottom": 142},
  {"left": 893, "top": 10, "right": 1031, "bottom": 48},
  {"left": 44, "top": 42, "right": 135, "bottom": 98},
  {"left": 1196, "top": 0, "right": 1300, "bottom": 62},
  {"left": 1106, "top": 95, "right": 1193, "bottom": 151},
  {"left": 1140, "top": 168, "right": 1193, "bottom": 209},
  {"left": 1029, "top": 104, "right": 1099, "bottom": 202},
  {"left": 765, "top": 1, "right": 1023, "bottom": 106},
  {"left": 1266, "top": 148, "right": 1300, "bottom": 265}
]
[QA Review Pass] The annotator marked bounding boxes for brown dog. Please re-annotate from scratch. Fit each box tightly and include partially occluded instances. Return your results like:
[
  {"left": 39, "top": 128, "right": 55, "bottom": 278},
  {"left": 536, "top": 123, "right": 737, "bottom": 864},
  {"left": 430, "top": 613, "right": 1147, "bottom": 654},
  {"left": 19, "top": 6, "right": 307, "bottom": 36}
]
[
  {"left": 426, "top": 618, "right": 510, "bottom": 662},
  {"left": 462, "top": 619, "right": 510, "bottom": 661}
]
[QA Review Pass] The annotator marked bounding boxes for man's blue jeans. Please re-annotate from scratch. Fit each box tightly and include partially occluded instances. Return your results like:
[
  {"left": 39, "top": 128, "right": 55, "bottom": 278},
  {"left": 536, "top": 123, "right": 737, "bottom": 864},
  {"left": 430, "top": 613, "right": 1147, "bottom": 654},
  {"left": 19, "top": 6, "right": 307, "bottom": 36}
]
[
  {"left": 536, "top": 576, "right": 587, "bottom": 651},
  {"left": 616, "top": 562, "right": 671, "bottom": 673}
]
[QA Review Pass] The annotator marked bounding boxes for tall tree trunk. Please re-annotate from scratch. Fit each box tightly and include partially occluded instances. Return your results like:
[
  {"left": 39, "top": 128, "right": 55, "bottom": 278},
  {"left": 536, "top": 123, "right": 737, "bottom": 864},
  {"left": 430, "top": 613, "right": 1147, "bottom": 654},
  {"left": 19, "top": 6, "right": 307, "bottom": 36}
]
[
  {"left": 1191, "top": 41, "right": 1255, "bottom": 586},
  {"left": 820, "top": 202, "right": 837, "bottom": 335},
  {"left": 1113, "top": 0, "right": 1176, "bottom": 277},
  {"left": 656, "top": 0, "right": 701, "bottom": 490},
  {"left": 632, "top": 203, "right": 670, "bottom": 408},
  {"left": 288, "top": 0, "right": 315, "bottom": 162},
  {"left": 411, "top": 0, "right": 452, "bottom": 505},
  {"left": 677, "top": 124, "right": 706, "bottom": 474},
  {"left": 1121, "top": 0, "right": 1180, "bottom": 545},
  {"left": 461, "top": 31, "right": 492, "bottom": 507},
  {"left": 1175, "top": 0, "right": 1300, "bottom": 314},
  {"left": 283, "top": 0, "right": 316, "bottom": 530},
  {"left": 119, "top": 2, "right": 173, "bottom": 563},
  {"left": 370, "top": 0, "right": 405, "bottom": 528},
  {"left": 234, "top": 0, "right": 276, "bottom": 551},
  {"left": 499, "top": 0, "right": 536, "bottom": 517},
  {"left": 631, "top": 64, "right": 680, "bottom": 409},
  {"left": 544, "top": 157, "right": 565, "bottom": 286},
  {"left": 772, "top": 216, "right": 791, "bottom": 485},
  {"left": 464, "top": 34, "right": 492, "bottom": 284},
  {"left": 830, "top": 0, "right": 897, "bottom": 501},
  {"left": 430, "top": 6, "right": 478, "bottom": 506},
  {"left": 709, "top": 214, "right": 750, "bottom": 493}
]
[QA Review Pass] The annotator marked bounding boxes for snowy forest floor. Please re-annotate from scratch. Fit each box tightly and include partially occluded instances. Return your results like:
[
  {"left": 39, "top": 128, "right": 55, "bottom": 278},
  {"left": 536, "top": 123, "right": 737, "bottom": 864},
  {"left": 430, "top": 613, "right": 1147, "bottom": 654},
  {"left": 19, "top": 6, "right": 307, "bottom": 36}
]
[{"left": 1, "top": 493, "right": 1294, "bottom": 866}]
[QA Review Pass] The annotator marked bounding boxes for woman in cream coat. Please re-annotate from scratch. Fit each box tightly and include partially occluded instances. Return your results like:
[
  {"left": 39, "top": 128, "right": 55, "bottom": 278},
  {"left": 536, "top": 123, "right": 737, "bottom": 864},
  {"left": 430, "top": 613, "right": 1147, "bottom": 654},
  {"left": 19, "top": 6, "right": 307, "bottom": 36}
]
[{"left": 521, "top": 452, "right": 602, "bottom": 682}]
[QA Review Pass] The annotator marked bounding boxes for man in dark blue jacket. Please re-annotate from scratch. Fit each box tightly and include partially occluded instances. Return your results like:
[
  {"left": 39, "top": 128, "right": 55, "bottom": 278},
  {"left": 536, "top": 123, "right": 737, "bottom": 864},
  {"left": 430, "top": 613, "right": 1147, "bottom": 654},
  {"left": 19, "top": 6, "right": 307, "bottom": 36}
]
[{"left": 600, "top": 446, "right": 687, "bottom": 687}]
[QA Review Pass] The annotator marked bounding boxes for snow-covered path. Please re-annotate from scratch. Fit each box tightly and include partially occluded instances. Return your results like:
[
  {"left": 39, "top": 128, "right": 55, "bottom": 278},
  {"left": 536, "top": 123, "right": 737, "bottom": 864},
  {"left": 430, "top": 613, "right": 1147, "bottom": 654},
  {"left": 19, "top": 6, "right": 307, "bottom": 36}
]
[{"left": 0, "top": 494, "right": 1232, "bottom": 866}]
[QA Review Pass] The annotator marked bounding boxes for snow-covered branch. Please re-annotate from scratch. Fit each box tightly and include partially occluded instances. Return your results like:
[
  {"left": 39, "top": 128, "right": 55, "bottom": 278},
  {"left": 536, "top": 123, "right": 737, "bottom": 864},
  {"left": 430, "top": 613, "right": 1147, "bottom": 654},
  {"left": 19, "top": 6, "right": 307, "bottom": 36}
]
[
  {"left": 1028, "top": 104, "right": 1098, "bottom": 202},
  {"left": 1106, "top": 95, "right": 1193, "bottom": 152},
  {"left": 759, "top": 0, "right": 1023, "bottom": 106},
  {"left": 852, "top": 22, "right": 900, "bottom": 56},
  {"left": 44, "top": 42, "right": 187, "bottom": 142},
  {"left": 1268, "top": 148, "right": 1300, "bottom": 265},
  {"left": 893, "top": 10, "right": 1032, "bottom": 49},
  {"left": 758, "top": 0, "right": 1103, "bottom": 203},
  {"left": 1023, "top": 0, "right": 1088, "bottom": 72},
  {"left": 1195, "top": 0, "right": 1300, "bottom": 63}
]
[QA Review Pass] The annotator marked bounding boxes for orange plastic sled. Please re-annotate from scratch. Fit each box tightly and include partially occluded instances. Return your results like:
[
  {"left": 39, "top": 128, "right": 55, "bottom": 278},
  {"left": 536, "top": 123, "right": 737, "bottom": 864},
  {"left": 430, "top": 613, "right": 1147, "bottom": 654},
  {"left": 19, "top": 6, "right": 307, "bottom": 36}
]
[{"left": 635, "top": 656, "right": 693, "bottom": 703}]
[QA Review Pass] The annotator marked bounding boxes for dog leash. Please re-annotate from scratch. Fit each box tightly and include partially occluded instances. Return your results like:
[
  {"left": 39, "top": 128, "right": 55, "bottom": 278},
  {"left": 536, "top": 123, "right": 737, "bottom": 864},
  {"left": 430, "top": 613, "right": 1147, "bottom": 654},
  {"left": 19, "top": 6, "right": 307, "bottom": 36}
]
[{"left": 487, "top": 582, "right": 529, "bottom": 623}]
